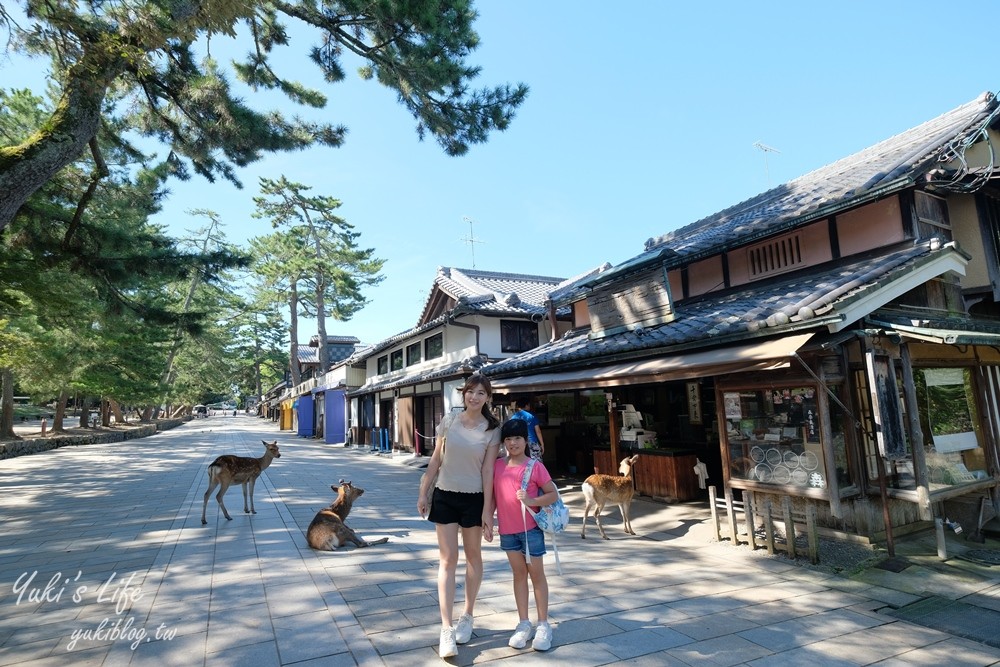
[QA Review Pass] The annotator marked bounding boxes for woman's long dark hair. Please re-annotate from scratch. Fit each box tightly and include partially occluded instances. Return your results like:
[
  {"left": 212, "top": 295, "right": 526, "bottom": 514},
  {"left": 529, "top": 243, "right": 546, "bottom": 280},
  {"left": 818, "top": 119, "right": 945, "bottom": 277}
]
[{"left": 460, "top": 375, "right": 500, "bottom": 430}]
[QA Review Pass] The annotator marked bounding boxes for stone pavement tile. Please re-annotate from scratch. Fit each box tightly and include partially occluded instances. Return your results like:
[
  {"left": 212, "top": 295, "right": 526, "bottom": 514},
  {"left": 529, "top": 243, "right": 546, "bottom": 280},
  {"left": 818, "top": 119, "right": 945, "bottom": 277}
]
[
  {"left": 542, "top": 615, "right": 627, "bottom": 646},
  {"left": 736, "top": 606, "right": 890, "bottom": 652},
  {"left": 824, "top": 577, "right": 922, "bottom": 608},
  {"left": 867, "top": 636, "right": 1000, "bottom": 666},
  {"left": 319, "top": 590, "right": 360, "bottom": 629},
  {"left": 205, "top": 638, "right": 280, "bottom": 667},
  {"left": 792, "top": 621, "right": 953, "bottom": 664},
  {"left": 666, "top": 633, "right": 774, "bottom": 666},
  {"left": 663, "top": 590, "right": 753, "bottom": 618},
  {"left": 743, "top": 645, "right": 858, "bottom": 667},
  {"left": 366, "top": 622, "right": 440, "bottom": 657},
  {"left": 347, "top": 591, "right": 436, "bottom": 618},
  {"left": 204, "top": 603, "right": 274, "bottom": 654},
  {"left": 264, "top": 581, "right": 330, "bottom": 619},
  {"left": 601, "top": 651, "right": 693, "bottom": 666},
  {"left": 338, "top": 583, "right": 388, "bottom": 603},
  {"left": 142, "top": 599, "right": 208, "bottom": 639},
  {"left": 600, "top": 603, "right": 691, "bottom": 632},
  {"left": 960, "top": 582, "right": 1000, "bottom": 613},
  {"left": 272, "top": 610, "right": 349, "bottom": 663},
  {"left": 126, "top": 630, "right": 206, "bottom": 667},
  {"left": 886, "top": 595, "right": 1000, "bottom": 648},
  {"left": 667, "top": 609, "right": 760, "bottom": 640},
  {"left": 355, "top": 609, "right": 412, "bottom": 634},
  {"left": 590, "top": 626, "right": 694, "bottom": 659},
  {"left": 0, "top": 636, "right": 61, "bottom": 666},
  {"left": 209, "top": 580, "right": 266, "bottom": 613}
]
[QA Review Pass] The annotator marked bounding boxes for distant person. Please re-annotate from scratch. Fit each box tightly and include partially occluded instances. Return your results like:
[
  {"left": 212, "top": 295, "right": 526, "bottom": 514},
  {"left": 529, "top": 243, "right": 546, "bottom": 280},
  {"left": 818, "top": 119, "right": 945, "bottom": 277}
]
[
  {"left": 493, "top": 418, "right": 557, "bottom": 651},
  {"left": 511, "top": 397, "right": 545, "bottom": 461}
]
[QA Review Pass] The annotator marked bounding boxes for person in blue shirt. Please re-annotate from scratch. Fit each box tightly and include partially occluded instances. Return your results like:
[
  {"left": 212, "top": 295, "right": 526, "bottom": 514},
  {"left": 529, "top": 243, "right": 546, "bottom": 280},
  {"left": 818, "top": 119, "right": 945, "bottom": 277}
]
[{"left": 511, "top": 397, "right": 545, "bottom": 461}]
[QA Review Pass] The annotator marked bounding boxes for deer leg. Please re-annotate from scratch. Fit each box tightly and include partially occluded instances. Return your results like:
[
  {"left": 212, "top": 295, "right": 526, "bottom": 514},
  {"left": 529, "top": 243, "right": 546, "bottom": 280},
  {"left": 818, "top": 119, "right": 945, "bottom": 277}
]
[
  {"left": 620, "top": 503, "right": 635, "bottom": 535},
  {"left": 595, "top": 502, "right": 610, "bottom": 540},
  {"left": 243, "top": 479, "right": 257, "bottom": 514},
  {"left": 216, "top": 481, "right": 234, "bottom": 521},
  {"left": 201, "top": 477, "right": 219, "bottom": 525}
]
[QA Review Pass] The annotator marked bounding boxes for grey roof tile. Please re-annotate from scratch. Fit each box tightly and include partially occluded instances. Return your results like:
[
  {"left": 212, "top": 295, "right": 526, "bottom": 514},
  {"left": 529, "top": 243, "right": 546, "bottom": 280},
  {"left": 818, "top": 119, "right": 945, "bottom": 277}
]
[{"left": 483, "top": 241, "right": 956, "bottom": 376}]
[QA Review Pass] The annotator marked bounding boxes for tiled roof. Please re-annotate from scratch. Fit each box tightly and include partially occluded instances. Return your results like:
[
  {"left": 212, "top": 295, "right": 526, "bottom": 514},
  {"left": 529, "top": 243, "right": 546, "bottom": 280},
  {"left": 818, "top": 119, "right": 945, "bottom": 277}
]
[
  {"left": 347, "top": 356, "right": 488, "bottom": 396},
  {"left": 354, "top": 267, "right": 571, "bottom": 363},
  {"left": 483, "top": 240, "right": 964, "bottom": 376},
  {"left": 420, "top": 267, "right": 567, "bottom": 319},
  {"left": 587, "top": 91, "right": 999, "bottom": 288}
]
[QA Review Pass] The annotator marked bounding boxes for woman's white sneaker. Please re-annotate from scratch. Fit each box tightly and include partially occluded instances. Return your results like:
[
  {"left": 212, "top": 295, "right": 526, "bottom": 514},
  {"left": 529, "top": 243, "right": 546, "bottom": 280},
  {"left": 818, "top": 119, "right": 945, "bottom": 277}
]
[
  {"left": 532, "top": 622, "right": 552, "bottom": 651},
  {"left": 439, "top": 626, "right": 458, "bottom": 658},
  {"left": 455, "top": 613, "right": 473, "bottom": 644},
  {"left": 508, "top": 620, "right": 534, "bottom": 649}
]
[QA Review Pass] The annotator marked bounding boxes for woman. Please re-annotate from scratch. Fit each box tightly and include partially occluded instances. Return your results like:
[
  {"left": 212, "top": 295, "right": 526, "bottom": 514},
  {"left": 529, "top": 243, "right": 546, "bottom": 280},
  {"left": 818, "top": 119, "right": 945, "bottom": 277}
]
[{"left": 417, "top": 375, "right": 501, "bottom": 659}]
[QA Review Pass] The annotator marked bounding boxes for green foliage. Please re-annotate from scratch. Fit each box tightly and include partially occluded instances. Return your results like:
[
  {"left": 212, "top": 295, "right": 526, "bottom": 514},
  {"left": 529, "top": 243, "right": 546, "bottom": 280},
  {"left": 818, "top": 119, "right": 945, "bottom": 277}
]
[{"left": 0, "top": 0, "right": 527, "bottom": 231}]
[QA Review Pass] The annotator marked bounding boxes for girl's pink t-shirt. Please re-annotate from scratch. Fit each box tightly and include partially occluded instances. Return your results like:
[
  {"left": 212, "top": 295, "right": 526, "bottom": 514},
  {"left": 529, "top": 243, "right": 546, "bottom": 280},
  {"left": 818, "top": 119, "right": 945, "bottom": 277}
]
[{"left": 493, "top": 457, "right": 552, "bottom": 535}]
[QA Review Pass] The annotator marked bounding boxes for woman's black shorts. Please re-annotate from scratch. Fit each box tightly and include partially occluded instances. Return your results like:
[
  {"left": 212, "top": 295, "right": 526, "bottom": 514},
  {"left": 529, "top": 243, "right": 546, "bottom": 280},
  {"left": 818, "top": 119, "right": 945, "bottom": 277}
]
[{"left": 428, "top": 488, "right": 484, "bottom": 528}]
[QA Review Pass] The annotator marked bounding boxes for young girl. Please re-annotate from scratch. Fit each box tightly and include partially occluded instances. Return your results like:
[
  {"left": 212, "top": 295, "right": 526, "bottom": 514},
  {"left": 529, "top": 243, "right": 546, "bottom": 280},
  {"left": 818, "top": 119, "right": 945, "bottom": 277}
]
[
  {"left": 417, "top": 375, "right": 501, "bottom": 659},
  {"left": 493, "top": 418, "right": 558, "bottom": 651}
]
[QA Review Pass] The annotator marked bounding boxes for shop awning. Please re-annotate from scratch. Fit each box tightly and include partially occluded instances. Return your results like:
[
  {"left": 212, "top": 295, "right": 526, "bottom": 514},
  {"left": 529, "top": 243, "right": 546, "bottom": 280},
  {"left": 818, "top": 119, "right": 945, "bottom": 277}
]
[{"left": 489, "top": 333, "right": 815, "bottom": 393}]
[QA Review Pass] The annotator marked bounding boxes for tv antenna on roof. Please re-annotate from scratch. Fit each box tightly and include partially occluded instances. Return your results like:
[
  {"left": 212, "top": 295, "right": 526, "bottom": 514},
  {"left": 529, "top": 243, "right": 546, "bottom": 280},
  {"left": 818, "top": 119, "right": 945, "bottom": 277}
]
[
  {"left": 460, "top": 216, "right": 485, "bottom": 268},
  {"left": 753, "top": 141, "right": 781, "bottom": 187}
]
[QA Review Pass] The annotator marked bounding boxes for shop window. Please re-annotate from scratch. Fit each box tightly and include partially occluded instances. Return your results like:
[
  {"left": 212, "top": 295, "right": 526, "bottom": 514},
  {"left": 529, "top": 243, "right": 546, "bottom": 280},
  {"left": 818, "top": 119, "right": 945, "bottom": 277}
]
[
  {"left": 501, "top": 320, "right": 539, "bottom": 353},
  {"left": 390, "top": 349, "right": 403, "bottom": 371},
  {"left": 917, "top": 367, "right": 987, "bottom": 487},
  {"left": 425, "top": 333, "right": 443, "bottom": 360},
  {"left": 406, "top": 342, "right": 421, "bottom": 366},
  {"left": 377, "top": 355, "right": 388, "bottom": 375},
  {"left": 724, "top": 385, "right": 832, "bottom": 490}
]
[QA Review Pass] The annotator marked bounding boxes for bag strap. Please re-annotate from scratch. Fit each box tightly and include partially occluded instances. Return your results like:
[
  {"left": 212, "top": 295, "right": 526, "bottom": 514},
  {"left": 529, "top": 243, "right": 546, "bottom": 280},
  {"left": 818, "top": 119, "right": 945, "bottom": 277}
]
[{"left": 520, "top": 458, "right": 537, "bottom": 565}]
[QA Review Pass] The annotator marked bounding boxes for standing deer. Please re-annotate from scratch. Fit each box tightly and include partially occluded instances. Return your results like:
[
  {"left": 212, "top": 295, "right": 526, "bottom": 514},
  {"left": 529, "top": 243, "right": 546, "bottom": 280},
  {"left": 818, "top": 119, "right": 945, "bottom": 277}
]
[
  {"left": 307, "top": 480, "right": 389, "bottom": 550},
  {"left": 580, "top": 454, "right": 640, "bottom": 540},
  {"left": 201, "top": 440, "right": 281, "bottom": 525}
]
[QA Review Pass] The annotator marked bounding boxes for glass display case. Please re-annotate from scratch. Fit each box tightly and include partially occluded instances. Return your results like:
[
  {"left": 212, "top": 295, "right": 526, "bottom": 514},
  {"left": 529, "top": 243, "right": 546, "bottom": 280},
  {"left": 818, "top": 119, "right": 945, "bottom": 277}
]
[{"left": 724, "top": 386, "right": 830, "bottom": 490}]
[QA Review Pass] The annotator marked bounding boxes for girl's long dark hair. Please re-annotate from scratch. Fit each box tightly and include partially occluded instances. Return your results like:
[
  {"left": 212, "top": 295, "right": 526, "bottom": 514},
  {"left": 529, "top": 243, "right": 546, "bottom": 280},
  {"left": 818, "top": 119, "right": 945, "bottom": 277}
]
[{"left": 460, "top": 375, "right": 500, "bottom": 430}]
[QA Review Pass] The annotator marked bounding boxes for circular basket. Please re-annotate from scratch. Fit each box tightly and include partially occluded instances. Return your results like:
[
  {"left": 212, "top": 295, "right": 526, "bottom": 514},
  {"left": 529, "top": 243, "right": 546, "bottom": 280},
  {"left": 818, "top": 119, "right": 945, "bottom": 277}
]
[
  {"left": 782, "top": 450, "right": 800, "bottom": 467},
  {"left": 765, "top": 448, "right": 783, "bottom": 466},
  {"left": 750, "top": 446, "right": 765, "bottom": 463},
  {"left": 791, "top": 468, "right": 809, "bottom": 485},
  {"left": 752, "top": 464, "right": 772, "bottom": 483},
  {"left": 801, "top": 451, "right": 820, "bottom": 471},
  {"left": 771, "top": 465, "right": 791, "bottom": 484}
]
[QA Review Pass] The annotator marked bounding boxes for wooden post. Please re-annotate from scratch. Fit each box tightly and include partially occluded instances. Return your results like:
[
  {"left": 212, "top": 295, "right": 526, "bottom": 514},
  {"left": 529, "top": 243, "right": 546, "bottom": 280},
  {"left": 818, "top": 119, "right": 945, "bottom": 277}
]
[
  {"left": 608, "top": 396, "right": 620, "bottom": 476},
  {"left": 763, "top": 500, "right": 775, "bottom": 555},
  {"left": 806, "top": 504, "right": 820, "bottom": 564},
  {"left": 900, "top": 343, "right": 932, "bottom": 521},
  {"left": 709, "top": 486, "right": 721, "bottom": 542},
  {"left": 724, "top": 486, "right": 739, "bottom": 543},
  {"left": 744, "top": 490, "right": 758, "bottom": 549},
  {"left": 782, "top": 496, "right": 796, "bottom": 559}
]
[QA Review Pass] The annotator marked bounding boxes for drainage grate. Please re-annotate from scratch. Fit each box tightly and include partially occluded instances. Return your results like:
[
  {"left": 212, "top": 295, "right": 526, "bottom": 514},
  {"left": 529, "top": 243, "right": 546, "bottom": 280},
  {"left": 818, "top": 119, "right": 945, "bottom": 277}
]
[{"left": 956, "top": 549, "right": 1000, "bottom": 566}]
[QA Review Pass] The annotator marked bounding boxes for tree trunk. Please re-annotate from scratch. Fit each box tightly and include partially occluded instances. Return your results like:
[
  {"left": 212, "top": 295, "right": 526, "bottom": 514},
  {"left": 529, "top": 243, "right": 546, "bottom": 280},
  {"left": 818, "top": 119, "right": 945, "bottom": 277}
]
[
  {"left": 0, "top": 368, "right": 20, "bottom": 440},
  {"left": 0, "top": 44, "right": 121, "bottom": 232},
  {"left": 109, "top": 398, "right": 124, "bottom": 424},
  {"left": 315, "top": 268, "right": 329, "bottom": 376},
  {"left": 52, "top": 389, "right": 70, "bottom": 433},
  {"left": 289, "top": 283, "right": 302, "bottom": 386}
]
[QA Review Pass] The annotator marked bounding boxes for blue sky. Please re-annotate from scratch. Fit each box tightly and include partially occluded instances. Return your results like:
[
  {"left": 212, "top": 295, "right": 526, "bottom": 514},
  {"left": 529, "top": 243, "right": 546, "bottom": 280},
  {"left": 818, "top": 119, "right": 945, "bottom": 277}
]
[{"left": 4, "top": 2, "right": 1000, "bottom": 346}]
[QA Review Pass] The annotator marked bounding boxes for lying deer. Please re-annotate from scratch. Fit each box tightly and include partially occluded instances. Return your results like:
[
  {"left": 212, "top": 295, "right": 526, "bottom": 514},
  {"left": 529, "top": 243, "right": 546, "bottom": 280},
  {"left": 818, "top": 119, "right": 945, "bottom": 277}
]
[
  {"left": 580, "top": 454, "right": 640, "bottom": 540},
  {"left": 307, "top": 480, "right": 389, "bottom": 550},
  {"left": 201, "top": 440, "right": 281, "bottom": 525}
]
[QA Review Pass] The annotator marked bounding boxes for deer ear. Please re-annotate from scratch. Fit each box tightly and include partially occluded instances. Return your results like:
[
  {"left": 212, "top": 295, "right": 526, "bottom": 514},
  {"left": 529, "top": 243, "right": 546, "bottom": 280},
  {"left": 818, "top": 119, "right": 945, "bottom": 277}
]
[{"left": 331, "top": 485, "right": 339, "bottom": 492}]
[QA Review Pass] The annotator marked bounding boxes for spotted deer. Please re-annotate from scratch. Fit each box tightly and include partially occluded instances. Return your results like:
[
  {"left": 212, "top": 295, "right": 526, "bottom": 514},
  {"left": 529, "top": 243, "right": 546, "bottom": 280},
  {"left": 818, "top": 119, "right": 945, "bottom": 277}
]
[
  {"left": 580, "top": 454, "right": 640, "bottom": 539},
  {"left": 307, "top": 480, "right": 389, "bottom": 550},
  {"left": 201, "top": 440, "right": 281, "bottom": 525}
]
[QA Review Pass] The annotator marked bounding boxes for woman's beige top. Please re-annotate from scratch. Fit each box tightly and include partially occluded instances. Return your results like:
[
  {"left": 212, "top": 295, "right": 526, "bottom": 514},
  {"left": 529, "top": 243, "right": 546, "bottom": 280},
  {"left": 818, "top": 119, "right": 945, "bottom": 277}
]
[{"left": 435, "top": 412, "right": 500, "bottom": 493}]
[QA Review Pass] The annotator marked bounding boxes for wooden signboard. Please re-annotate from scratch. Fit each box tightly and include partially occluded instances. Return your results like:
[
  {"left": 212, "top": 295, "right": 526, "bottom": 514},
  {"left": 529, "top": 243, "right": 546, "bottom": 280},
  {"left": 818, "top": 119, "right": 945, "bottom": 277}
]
[{"left": 587, "top": 268, "right": 674, "bottom": 336}]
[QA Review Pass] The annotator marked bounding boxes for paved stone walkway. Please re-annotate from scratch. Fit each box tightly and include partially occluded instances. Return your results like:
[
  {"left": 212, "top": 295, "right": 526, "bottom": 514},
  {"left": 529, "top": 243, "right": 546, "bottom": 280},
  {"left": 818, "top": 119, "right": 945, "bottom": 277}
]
[{"left": 1, "top": 416, "right": 999, "bottom": 666}]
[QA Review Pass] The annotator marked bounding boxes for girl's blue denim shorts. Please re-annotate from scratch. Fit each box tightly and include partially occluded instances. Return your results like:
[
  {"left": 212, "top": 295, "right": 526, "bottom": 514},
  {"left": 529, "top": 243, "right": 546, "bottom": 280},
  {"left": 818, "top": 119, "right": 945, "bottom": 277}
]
[{"left": 500, "top": 527, "right": 546, "bottom": 558}]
